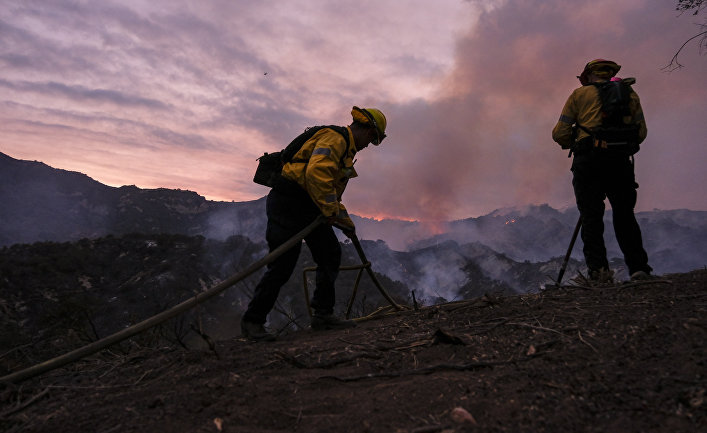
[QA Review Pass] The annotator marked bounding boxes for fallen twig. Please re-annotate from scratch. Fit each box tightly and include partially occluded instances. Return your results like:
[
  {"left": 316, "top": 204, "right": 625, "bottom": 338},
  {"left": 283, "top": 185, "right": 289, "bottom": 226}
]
[
  {"left": 276, "top": 351, "right": 382, "bottom": 369},
  {"left": 577, "top": 330, "right": 599, "bottom": 353},
  {"left": 44, "top": 359, "right": 178, "bottom": 390},
  {"left": 0, "top": 387, "right": 50, "bottom": 417},
  {"left": 465, "top": 318, "right": 513, "bottom": 336},
  {"left": 0, "top": 343, "right": 34, "bottom": 361},
  {"left": 618, "top": 279, "right": 673, "bottom": 289},
  {"left": 189, "top": 324, "right": 219, "bottom": 359},
  {"left": 318, "top": 355, "right": 540, "bottom": 382},
  {"left": 507, "top": 322, "right": 573, "bottom": 338},
  {"left": 411, "top": 425, "right": 449, "bottom": 433}
]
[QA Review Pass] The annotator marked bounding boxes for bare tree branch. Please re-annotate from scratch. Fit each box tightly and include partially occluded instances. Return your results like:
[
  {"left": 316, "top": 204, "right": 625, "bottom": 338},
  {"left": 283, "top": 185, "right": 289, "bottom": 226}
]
[
  {"left": 663, "top": 28, "right": 707, "bottom": 71},
  {"left": 665, "top": 1, "right": 707, "bottom": 70}
]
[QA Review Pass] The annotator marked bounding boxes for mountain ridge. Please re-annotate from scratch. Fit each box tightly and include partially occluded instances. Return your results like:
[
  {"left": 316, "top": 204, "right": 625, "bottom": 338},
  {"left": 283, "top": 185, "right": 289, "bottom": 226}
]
[
  {"left": 2, "top": 152, "right": 706, "bottom": 432},
  {"left": 2, "top": 151, "right": 705, "bottom": 278}
]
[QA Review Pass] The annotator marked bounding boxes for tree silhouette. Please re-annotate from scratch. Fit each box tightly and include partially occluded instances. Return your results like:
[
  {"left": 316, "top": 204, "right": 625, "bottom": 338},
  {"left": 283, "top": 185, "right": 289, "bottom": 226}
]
[{"left": 665, "top": 0, "right": 706, "bottom": 70}]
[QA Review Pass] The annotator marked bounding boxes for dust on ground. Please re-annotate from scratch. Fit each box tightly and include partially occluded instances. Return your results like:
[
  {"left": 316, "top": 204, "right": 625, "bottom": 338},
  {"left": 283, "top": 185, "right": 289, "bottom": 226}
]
[{"left": 2, "top": 270, "right": 706, "bottom": 433}]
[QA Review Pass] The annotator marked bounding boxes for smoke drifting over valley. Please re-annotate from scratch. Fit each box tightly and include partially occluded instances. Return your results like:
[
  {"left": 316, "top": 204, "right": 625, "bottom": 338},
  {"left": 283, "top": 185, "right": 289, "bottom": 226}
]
[{"left": 3, "top": 152, "right": 706, "bottom": 305}]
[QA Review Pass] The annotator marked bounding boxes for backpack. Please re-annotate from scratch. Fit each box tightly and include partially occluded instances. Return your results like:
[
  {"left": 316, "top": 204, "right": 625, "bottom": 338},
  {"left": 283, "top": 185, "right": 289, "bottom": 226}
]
[
  {"left": 253, "top": 125, "right": 350, "bottom": 187},
  {"left": 576, "top": 78, "right": 641, "bottom": 156}
]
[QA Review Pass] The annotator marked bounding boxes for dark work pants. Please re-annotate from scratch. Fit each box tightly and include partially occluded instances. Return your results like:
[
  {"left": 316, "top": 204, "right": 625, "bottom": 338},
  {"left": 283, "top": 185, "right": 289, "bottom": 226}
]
[
  {"left": 242, "top": 179, "right": 341, "bottom": 324},
  {"left": 571, "top": 152, "right": 651, "bottom": 275}
]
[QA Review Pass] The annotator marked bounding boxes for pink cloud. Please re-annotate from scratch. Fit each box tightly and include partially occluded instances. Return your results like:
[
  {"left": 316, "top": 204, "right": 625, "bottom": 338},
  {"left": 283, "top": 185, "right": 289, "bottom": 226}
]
[
  {"left": 1, "top": 0, "right": 704, "bottom": 223},
  {"left": 345, "top": 0, "right": 707, "bottom": 221}
]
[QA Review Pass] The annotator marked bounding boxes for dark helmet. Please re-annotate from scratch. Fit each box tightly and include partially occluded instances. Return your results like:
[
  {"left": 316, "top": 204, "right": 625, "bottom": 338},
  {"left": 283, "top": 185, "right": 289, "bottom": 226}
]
[{"left": 577, "top": 59, "right": 621, "bottom": 85}]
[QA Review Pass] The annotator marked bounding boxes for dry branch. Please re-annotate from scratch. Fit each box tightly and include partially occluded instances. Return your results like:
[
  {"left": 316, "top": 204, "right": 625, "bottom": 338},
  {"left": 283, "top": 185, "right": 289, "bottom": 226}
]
[
  {"left": 318, "top": 355, "right": 541, "bottom": 382},
  {"left": 0, "top": 388, "right": 49, "bottom": 417},
  {"left": 276, "top": 351, "right": 382, "bottom": 369}
]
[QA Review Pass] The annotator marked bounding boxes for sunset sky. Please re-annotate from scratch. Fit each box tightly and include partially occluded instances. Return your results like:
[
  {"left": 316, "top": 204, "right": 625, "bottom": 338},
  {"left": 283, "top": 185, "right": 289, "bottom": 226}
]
[{"left": 2, "top": 0, "right": 705, "bottom": 221}]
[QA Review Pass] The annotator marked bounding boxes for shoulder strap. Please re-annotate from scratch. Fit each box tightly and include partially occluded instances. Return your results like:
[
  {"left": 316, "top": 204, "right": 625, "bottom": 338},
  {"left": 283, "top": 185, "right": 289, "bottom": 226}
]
[
  {"left": 283, "top": 125, "right": 350, "bottom": 164},
  {"left": 326, "top": 125, "right": 351, "bottom": 165},
  {"left": 282, "top": 126, "right": 325, "bottom": 163}
]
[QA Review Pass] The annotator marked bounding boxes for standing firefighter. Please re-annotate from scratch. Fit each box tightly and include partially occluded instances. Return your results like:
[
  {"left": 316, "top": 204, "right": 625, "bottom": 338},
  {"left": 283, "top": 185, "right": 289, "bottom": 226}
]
[
  {"left": 241, "top": 106, "right": 387, "bottom": 341},
  {"left": 552, "top": 59, "right": 652, "bottom": 283}
]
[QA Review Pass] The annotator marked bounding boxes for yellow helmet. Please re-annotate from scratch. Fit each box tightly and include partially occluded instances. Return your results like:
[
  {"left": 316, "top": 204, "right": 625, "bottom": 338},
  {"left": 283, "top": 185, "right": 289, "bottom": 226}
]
[{"left": 351, "top": 106, "right": 387, "bottom": 144}]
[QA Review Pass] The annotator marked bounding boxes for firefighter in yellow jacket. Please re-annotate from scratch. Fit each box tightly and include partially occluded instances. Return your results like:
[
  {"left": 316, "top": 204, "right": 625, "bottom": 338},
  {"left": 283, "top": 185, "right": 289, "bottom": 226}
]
[
  {"left": 241, "top": 106, "right": 387, "bottom": 341},
  {"left": 552, "top": 59, "right": 652, "bottom": 283}
]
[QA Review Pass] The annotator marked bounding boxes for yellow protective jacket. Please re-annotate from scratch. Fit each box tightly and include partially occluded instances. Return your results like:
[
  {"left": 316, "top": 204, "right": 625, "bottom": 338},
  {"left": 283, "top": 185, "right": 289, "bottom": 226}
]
[
  {"left": 281, "top": 127, "right": 357, "bottom": 229},
  {"left": 552, "top": 81, "right": 647, "bottom": 150}
]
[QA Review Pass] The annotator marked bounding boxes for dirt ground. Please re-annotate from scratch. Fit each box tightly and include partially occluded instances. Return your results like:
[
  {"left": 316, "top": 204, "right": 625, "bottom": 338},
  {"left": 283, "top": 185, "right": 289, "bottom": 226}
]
[{"left": 2, "top": 270, "right": 706, "bottom": 433}]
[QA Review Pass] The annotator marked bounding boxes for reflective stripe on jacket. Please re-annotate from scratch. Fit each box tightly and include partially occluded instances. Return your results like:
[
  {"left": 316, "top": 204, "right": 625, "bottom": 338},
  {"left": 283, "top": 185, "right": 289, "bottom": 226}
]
[
  {"left": 281, "top": 127, "right": 357, "bottom": 228},
  {"left": 552, "top": 82, "right": 647, "bottom": 149}
]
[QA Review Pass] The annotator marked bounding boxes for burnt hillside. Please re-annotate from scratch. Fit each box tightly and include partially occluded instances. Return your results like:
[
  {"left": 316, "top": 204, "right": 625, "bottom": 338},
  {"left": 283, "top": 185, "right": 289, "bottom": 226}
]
[
  {"left": 1, "top": 270, "right": 705, "bottom": 433},
  {"left": 0, "top": 233, "right": 410, "bottom": 374},
  {"left": 3, "top": 151, "right": 706, "bottom": 280},
  {"left": 0, "top": 152, "right": 266, "bottom": 247}
]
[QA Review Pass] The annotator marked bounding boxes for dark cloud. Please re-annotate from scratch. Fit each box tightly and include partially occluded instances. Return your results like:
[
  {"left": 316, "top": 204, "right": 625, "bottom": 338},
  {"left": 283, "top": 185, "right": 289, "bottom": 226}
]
[
  {"left": 1, "top": 100, "right": 221, "bottom": 153},
  {"left": 145, "top": 125, "right": 219, "bottom": 151},
  {"left": 0, "top": 79, "right": 169, "bottom": 109}
]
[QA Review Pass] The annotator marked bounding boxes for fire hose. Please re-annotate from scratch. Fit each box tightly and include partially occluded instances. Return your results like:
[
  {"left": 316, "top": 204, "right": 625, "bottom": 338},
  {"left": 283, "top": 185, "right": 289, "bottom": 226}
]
[
  {"left": 1, "top": 215, "right": 329, "bottom": 385},
  {"left": 349, "top": 234, "right": 401, "bottom": 309},
  {"left": 302, "top": 230, "right": 403, "bottom": 318}
]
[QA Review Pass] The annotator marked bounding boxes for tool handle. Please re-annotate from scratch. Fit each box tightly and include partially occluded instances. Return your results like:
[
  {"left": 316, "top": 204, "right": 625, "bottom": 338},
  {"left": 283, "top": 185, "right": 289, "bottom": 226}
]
[
  {"left": 344, "top": 230, "right": 402, "bottom": 310},
  {"left": 557, "top": 216, "right": 582, "bottom": 284}
]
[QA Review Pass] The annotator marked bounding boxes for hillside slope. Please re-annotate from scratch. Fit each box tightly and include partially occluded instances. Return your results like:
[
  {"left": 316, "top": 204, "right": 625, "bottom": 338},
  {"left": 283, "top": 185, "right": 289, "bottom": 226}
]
[
  {"left": 2, "top": 270, "right": 705, "bottom": 433},
  {"left": 0, "top": 152, "right": 266, "bottom": 247},
  {"left": 3, "top": 151, "right": 706, "bottom": 279}
]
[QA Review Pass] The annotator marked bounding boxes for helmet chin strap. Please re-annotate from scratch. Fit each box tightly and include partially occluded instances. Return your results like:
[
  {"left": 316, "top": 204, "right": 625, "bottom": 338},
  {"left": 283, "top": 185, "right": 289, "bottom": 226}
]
[{"left": 361, "top": 109, "right": 384, "bottom": 145}]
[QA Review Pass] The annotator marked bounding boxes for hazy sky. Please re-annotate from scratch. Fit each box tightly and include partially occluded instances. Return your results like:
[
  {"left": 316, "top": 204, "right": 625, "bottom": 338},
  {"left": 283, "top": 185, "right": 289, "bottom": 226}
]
[{"left": 2, "top": 0, "right": 705, "bottom": 221}]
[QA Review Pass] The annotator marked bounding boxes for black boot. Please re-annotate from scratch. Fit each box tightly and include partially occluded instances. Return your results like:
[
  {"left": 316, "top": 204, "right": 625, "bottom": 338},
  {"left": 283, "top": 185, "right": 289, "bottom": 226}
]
[
  {"left": 240, "top": 318, "right": 276, "bottom": 341},
  {"left": 311, "top": 314, "right": 357, "bottom": 331}
]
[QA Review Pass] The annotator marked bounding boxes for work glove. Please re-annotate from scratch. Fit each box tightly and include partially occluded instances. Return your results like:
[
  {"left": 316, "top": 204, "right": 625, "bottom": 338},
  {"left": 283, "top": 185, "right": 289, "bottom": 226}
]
[
  {"left": 327, "top": 216, "right": 356, "bottom": 239},
  {"left": 341, "top": 227, "right": 356, "bottom": 239}
]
